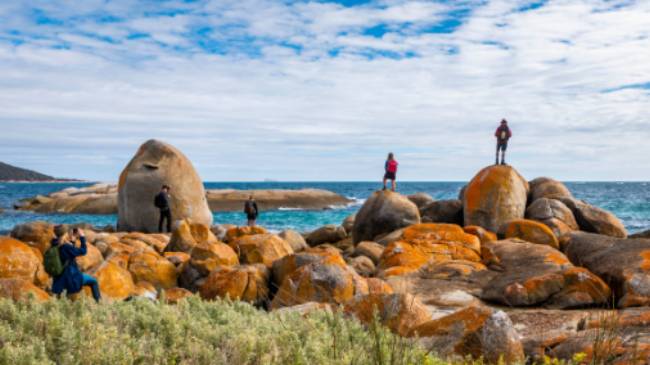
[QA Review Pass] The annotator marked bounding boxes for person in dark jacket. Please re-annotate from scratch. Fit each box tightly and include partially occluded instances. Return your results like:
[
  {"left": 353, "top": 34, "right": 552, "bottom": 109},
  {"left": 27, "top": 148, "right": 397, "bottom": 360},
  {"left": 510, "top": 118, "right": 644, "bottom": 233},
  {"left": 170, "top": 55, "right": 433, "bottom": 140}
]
[
  {"left": 50, "top": 225, "right": 101, "bottom": 302},
  {"left": 154, "top": 185, "right": 172, "bottom": 233},
  {"left": 244, "top": 195, "right": 259, "bottom": 227},
  {"left": 494, "top": 119, "right": 512, "bottom": 165}
]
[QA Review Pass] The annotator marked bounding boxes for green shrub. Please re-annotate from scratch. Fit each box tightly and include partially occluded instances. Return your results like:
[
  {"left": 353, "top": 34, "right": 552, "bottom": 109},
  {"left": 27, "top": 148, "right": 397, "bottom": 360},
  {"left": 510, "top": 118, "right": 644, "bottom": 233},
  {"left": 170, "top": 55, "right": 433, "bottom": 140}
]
[{"left": 0, "top": 296, "right": 459, "bottom": 365}]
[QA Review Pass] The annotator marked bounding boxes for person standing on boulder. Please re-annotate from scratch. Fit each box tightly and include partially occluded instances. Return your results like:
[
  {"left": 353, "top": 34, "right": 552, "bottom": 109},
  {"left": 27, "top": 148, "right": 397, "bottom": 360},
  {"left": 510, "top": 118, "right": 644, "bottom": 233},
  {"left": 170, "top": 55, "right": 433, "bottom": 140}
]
[
  {"left": 154, "top": 185, "right": 172, "bottom": 233},
  {"left": 495, "top": 119, "right": 512, "bottom": 165},
  {"left": 48, "top": 226, "right": 102, "bottom": 302},
  {"left": 244, "top": 195, "right": 259, "bottom": 227},
  {"left": 383, "top": 152, "right": 399, "bottom": 192}
]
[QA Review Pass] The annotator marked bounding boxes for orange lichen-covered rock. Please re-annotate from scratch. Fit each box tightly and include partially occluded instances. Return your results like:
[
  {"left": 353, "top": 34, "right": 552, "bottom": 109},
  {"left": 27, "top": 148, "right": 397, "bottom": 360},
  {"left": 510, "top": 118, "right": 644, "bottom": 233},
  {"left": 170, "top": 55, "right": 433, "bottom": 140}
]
[
  {"left": 352, "top": 190, "right": 420, "bottom": 244},
  {"left": 163, "top": 287, "right": 193, "bottom": 304},
  {"left": 463, "top": 225, "right": 497, "bottom": 244},
  {"left": 0, "top": 278, "right": 50, "bottom": 302},
  {"left": 344, "top": 293, "right": 431, "bottom": 336},
  {"left": 480, "top": 239, "right": 610, "bottom": 308},
  {"left": 0, "top": 236, "right": 49, "bottom": 287},
  {"left": 76, "top": 243, "right": 104, "bottom": 272},
  {"left": 199, "top": 264, "right": 269, "bottom": 305},
  {"left": 10, "top": 221, "right": 54, "bottom": 254},
  {"left": 463, "top": 165, "right": 529, "bottom": 234},
  {"left": 121, "top": 232, "right": 168, "bottom": 253},
  {"left": 564, "top": 232, "right": 650, "bottom": 307},
  {"left": 224, "top": 226, "right": 268, "bottom": 243},
  {"left": 271, "top": 256, "right": 360, "bottom": 309},
  {"left": 229, "top": 233, "right": 293, "bottom": 269},
  {"left": 366, "top": 278, "right": 394, "bottom": 295},
  {"left": 189, "top": 241, "right": 239, "bottom": 275},
  {"left": 504, "top": 219, "right": 559, "bottom": 249},
  {"left": 163, "top": 251, "right": 191, "bottom": 266},
  {"left": 408, "top": 306, "right": 525, "bottom": 364},
  {"left": 93, "top": 261, "right": 136, "bottom": 301},
  {"left": 377, "top": 224, "right": 481, "bottom": 278},
  {"left": 128, "top": 250, "right": 178, "bottom": 289},
  {"left": 166, "top": 219, "right": 218, "bottom": 253},
  {"left": 272, "top": 247, "right": 345, "bottom": 287}
]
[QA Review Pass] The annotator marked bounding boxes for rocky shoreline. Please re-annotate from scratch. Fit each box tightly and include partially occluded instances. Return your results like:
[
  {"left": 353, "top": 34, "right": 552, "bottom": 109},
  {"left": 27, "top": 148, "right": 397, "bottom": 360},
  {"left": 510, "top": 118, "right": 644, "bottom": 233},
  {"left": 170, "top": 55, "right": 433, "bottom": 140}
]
[
  {"left": 1, "top": 139, "right": 649, "bottom": 364},
  {"left": 13, "top": 183, "right": 352, "bottom": 214}
]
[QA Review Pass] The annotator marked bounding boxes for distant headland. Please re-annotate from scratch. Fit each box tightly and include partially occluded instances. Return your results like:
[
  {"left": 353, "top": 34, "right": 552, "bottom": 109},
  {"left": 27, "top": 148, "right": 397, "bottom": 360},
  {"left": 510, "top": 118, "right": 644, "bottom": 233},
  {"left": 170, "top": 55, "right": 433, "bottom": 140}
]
[{"left": 0, "top": 161, "right": 81, "bottom": 182}]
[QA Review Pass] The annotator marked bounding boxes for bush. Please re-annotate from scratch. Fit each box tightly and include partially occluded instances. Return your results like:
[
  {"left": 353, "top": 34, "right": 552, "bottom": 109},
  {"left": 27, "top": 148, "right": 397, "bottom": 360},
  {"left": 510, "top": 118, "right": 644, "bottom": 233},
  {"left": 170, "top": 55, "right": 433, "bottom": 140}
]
[{"left": 0, "top": 296, "right": 459, "bottom": 365}]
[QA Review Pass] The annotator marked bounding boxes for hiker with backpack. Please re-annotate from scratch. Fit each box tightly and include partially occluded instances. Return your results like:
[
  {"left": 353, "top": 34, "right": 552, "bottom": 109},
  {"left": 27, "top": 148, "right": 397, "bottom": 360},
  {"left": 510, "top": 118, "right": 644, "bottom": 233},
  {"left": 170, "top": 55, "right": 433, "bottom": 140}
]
[
  {"left": 244, "top": 195, "right": 259, "bottom": 227},
  {"left": 383, "top": 152, "right": 398, "bottom": 192},
  {"left": 154, "top": 185, "right": 172, "bottom": 233},
  {"left": 46, "top": 225, "right": 101, "bottom": 302},
  {"left": 495, "top": 119, "right": 512, "bottom": 165}
]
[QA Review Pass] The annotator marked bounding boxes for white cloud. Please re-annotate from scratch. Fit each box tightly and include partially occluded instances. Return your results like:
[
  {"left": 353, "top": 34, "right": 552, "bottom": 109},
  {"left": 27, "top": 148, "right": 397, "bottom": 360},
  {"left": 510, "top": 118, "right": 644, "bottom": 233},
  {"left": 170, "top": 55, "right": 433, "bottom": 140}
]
[{"left": 0, "top": 0, "right": 649, "bottom": 181}]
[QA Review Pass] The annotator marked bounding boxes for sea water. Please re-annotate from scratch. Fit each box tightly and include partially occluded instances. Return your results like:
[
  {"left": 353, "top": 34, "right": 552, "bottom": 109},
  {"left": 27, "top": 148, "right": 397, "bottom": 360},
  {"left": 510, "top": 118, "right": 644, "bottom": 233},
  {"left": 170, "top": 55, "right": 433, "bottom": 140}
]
[{"left": 1, "top": 181, "right": 649, "bottom": 234}]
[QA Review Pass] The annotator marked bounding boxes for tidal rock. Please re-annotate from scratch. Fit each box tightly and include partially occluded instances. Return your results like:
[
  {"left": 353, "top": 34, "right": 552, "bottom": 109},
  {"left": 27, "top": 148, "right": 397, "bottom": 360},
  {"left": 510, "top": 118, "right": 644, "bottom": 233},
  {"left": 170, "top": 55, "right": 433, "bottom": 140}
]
[
  {"left": 503, "top": 219, "right": 559, "bottom": 249},
  {"left": 199, "top": 264, "right": 269, "bottom": 305},
  {"left": 420, "top": 199, "right": 463, "bottom": 225},
  {"left": 480, "top": 239, "right": 610, "bottom": 308},
  {"left": 352, "top": 190, "right": 420, "bottom": 244},
  {"left": 525, "top": 198, "right": 579, "bottom": 238},
  {"left": 528, "top": 177, "right": 572, "bottom": 201},
  {"left": 344, "top": 293, "right": 431, "bottom": 336},
  {"left": 10, "top": 221, "right": 54, "bottom": 254},
  {"left": 408, "top": 306, "right": 525, "bottom": 365},
  {"left": 206, "top": 188, "right": 351, "bottom": 211},
  {"left": 306, "top": 225, "right": 347, "bottom": 246},
  {"left": 463, "top": 165, "right": 529, "bottom": 234},
  {"left": 407, "top": 193, "right": 435, "bottom": 210},
  {"left": 563, "top": 231, "right": 650, "bottom": 307},
  {"left": 117, "top": 139, "right": 212, "bottom": 232},
  {"left": 559, "top": 197, "right": 627, "bottom": 238}
]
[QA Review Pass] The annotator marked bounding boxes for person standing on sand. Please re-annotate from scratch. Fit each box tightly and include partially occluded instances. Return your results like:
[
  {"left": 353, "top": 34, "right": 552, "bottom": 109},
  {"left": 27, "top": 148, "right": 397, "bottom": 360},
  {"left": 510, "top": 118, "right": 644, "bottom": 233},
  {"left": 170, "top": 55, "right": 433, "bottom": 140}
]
[
  {"left": 244, "top": 195, "right": 259, "bottom": 227},
  {"left": 383, "top": 152, "right": 398, "bottom": 192},
  {"left": 154, "top": 185, "right": 172, "bottom": 233},
  {"left": 47, "top": 226, "right": 102, "bottom": 302},
  {"left": 495, "top": 119, "right": 512, "bottom": 165}
]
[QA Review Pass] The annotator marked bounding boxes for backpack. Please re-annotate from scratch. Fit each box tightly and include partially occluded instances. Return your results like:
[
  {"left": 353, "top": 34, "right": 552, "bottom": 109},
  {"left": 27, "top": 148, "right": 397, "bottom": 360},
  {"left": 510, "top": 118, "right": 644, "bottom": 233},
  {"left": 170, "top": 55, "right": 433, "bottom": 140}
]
[
  {"left": 154, "top": 193, "right": 166, "bottom": 209},
  {"left": 387, "top": 160, "right": 398, "bottom": 173},
  {"left": 43, "top": 245, "right": 66, "bottom": 277},
  {"left": 244, "top": 201, "right": 255, "bottom": 215}
]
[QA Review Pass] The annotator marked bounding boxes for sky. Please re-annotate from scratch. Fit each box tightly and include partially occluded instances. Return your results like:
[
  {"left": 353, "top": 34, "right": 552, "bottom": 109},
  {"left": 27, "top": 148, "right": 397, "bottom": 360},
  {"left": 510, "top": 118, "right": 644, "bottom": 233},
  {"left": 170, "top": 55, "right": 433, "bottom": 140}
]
[{"left": 1, "top": 0, "right": 649, "bottom": 182}]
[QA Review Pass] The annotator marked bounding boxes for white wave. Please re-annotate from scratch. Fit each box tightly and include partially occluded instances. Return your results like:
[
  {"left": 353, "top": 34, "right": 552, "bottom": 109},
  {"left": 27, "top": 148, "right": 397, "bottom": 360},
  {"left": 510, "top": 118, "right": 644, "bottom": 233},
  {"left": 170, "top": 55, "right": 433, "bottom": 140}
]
[{"left": 277, "top": 207, "right": 305, "bottom": 211}]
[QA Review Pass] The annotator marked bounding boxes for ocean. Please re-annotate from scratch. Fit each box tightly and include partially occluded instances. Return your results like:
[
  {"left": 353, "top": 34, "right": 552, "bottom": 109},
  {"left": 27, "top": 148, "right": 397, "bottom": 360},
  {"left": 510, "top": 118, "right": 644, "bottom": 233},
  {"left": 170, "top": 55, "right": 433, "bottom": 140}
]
[{"left": 1, "top": 181, "right": 649, "bottom": 235}]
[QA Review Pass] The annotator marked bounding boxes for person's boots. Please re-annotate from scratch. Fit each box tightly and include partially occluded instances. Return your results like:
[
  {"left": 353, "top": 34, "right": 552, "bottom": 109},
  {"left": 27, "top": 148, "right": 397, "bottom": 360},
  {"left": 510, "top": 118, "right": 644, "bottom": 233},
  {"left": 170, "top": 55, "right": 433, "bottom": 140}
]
[{"left": 501, "top": 152, "right": 506, "bottom": 165}]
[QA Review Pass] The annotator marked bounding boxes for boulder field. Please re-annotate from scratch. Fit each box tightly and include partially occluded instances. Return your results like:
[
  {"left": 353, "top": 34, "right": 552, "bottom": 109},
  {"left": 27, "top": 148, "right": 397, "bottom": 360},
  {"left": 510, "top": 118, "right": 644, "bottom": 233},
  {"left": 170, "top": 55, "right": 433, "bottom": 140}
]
[{"left": 2, "top": 162, "right": 646, "bottom": 364}]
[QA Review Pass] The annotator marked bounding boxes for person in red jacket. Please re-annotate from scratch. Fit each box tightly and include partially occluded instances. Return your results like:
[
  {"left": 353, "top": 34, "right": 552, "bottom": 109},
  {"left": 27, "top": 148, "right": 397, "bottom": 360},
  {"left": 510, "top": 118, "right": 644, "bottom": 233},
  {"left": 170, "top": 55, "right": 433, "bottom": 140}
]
[
  {"left": 383, "top": 152, "right": 398, "bottom": 192},
  {"left": 495, "top": 119, "right": 512, "bottom": 165}
]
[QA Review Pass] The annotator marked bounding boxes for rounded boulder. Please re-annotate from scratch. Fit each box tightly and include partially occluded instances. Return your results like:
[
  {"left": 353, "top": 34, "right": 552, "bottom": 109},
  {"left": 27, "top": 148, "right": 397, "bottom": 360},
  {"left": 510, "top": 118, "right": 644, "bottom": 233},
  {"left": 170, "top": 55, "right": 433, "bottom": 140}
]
[{"left": 352, "top": 190, "right": 420, "bottom": 244}]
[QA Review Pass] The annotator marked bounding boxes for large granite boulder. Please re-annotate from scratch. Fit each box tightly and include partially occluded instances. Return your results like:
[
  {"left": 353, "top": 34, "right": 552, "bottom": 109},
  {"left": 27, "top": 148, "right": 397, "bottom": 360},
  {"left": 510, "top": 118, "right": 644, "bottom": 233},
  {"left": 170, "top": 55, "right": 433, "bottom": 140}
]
[
  {"left": 305, "top": 225, "right": 347, "bottom": 246},
  {"left": 166, "top": 220, "right": 218, "bottom": 253},
  {"left": 188, "top": 241, "right": 239, "bottom": 276},
  {"left": 420, "top": 199, "right": 463, "bottom": 224},
  {"left": 344, "top": 293, "right": 432, "bottom": 336},
  {"left": 352, "top": 190, "right": 420, "bottom": 244},
  {"left": 525, "top": 198, "right": 579, "bottom": 238},
  {"left": 199, "top": 264, "right": 269, "bottom": 305},
  {"left": 229, "top": 233, "right": 293, "bottom": 269},
  {"left": 463, "top": 165, "right": 529, "bottom": 234},
  {"left": 558, "top": 197, "right": 627, "bottom": 238},
  {"left": 480, "top": 239, "right": 611, "bottom": 308},
  {"left": 563, "top": 232, "right": 650, "bottom": 307},
  {"left": 528, "top": 177, "right": 572, "bottom": 201},
  {"left": 117, "top": 139, "right": 212, "bottom": 232},
  {"left": 91, "top": 261, "right": 136, "bottom": 301},
  {"left": 127, "top": 250, "right": 178, "bottom": 289},
  {"left": 0, "top": 236, "right": 49, "bottom": 288}
]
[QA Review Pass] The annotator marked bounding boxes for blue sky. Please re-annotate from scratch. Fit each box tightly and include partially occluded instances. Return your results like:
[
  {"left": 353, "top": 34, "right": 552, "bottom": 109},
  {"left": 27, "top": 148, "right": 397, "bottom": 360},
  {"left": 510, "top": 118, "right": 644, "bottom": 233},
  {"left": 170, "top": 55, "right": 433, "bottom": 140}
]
[{"left": 1, "top": 0, "right": 649, "bottom": 181}]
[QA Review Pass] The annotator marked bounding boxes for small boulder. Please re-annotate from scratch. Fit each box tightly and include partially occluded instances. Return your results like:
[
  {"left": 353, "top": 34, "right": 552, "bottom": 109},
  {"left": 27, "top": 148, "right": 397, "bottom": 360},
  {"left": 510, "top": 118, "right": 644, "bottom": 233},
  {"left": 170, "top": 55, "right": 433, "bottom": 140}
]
[
  {"left": 463, "top": 226, "right": 497, "bottom": 244},
  {"left": 528, "top": 177, "right": 572, "bottom": 201},
  {"left": 189, "top": 241, "right": 239, "bottom": 276},
  {"left": 341, "top": 214, "right": 356, "bottom": 234},
  {"left": 199, "top": 264, "right": 269, "bottom": 305},
  {"left": 224, "top": 226, "right": 267, "bottom": 243},
  {"left": 503, "top": 219, "right": 559, "bottom": 249},
  {"left": 407, "top": 193, "right": 435, "bottom": 210},
  {"left": 348, "top": 255, "right": 375, "bottom": 277},
  {"left": 272, "top": 247, "right": 344, "bottom": 288},
  {"left": 0, "top": 278, "right": 50, "bottom": 302},
  {"left": 463, "top": 165, "right": 529, "bottom": 234},
  {"left": 344, "top": 293, "right": 432, "bottom": 336},
  {"left": 420, "top": 199, "right": 463, "bottom": 225},
  {"left": 117, "top": 139, "right": 213, "bottom": 232},
  {"left": 352, "top": 190, "right": 420, "bottom": 244},
  {"left": 526, "top": 198, "right": 579, "bottom": 238},
  {"left": 278, "top": 229, "right": 308, "bottom": 252},
  {"left": 10, "top": 221, "right": 54, "bottom": 254},
  {"left": 229, "top": 233, "right": 293, "bottom": 268},
  {"left": 306, "top": 225, "right": 347, "bottom": 246},
  {"left": 93, "top": 261, "right": 136, "bottom": 301},
  {"left": 128, "top": 250, "right": 178, "bottom": 289},
  {"left": 559, "top": 197, "right": 627, "bottom": 238},
  {"left": 166, "top": 219, "right": 218, "bottom": 253},
  {"left": 353, "top": 241, "right": 384, "bottom": 264},
  {"left": 163, "top": 287, "right": 193, "bottom": 304}
]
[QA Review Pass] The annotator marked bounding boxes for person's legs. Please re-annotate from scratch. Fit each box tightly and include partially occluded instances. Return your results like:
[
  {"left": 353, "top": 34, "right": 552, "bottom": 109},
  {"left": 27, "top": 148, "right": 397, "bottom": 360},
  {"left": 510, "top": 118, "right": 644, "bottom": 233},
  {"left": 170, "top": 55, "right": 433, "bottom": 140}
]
[
  {"left": 500, "top": 143, "right": 507, "bottom": 165},
  {"left": 81, "top": 273, "right": 101, "bottom": 302},
  {"left": 165, "top": 210, "right": 172, "bottom": 232},
  {"left": 158, "top": 211, "right": 164, "bottom": 232},
  {"left": 495, "top": 144, "right": 500, "bottom": 165},
  {"left": 382, "top": 177, "right": 387, "bottom": 190},
  {"left": 391, "top": 179, "right": 396, "bottom": 192}
]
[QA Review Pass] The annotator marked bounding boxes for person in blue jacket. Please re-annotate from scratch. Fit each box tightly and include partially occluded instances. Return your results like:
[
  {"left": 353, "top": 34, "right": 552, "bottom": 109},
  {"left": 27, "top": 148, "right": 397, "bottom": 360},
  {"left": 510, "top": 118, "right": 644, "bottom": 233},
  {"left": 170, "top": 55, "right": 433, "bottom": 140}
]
[{"left": 50, "top": 225, "right": 102, "bottom": 302}]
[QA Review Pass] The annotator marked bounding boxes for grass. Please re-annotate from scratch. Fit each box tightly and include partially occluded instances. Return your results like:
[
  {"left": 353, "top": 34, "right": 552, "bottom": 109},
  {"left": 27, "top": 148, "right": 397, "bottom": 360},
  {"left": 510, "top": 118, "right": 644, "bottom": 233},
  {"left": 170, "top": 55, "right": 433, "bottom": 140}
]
[{"left": 0, "top": 295, "right": 466, "bottom": 365}]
